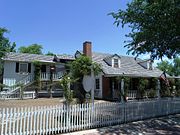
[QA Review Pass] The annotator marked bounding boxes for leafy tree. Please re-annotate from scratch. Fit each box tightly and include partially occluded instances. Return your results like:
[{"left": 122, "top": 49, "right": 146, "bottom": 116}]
[
  {"left": 70, "top": 55, "right": 101, "bottom": 103},
  {"left": 46, "top": 51, "right": 55, "bottom": 56},
  {"left": 0, "top": 28, "right": 16, "bottom": 58},
  {"left": 60, "top": 74, "right": 74, "bottom": 105},
  {"left": 0, "top": 27, "right": 16, "bottom": 90},
  {"left": 157, "top": 57, "right": 180, "bottom": 97},
  {"left": 172, "top": 57, "right": 180, "bottom": 76},
  {"left": 157, "top": 57, "right": 180, "bottom": 76},
  {"left": 110, "top": 0, "right": 180, "bottom": 60},
  {"left": 157, "top": 61, "right": 173, "bottom": 76},
  {"left": 18, "top": 44, "right": 43, "bottom": 54}
]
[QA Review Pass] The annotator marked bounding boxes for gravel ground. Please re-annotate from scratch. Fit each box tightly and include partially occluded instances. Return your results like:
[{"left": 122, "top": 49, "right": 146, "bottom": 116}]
[{"left": 61, "top": 114, "right": 180, "bottom": 135}]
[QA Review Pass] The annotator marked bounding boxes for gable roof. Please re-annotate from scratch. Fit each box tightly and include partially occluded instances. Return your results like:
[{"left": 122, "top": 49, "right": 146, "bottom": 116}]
[
  {"left": 92, "top": 52, "right": 163, "bottom": 78},
  {"left": 2, "top": 52, "right": 74, "bottom": 63},
  {"left": 103, "top": 54, "right": 121, "bottom": 61}
]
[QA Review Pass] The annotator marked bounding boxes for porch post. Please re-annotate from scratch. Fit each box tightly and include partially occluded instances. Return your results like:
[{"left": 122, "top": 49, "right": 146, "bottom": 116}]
[
  {"left": 157, "top": 79, "right": 161, "bottom": 99},
  {"left": 121, "top": 78, "right": 124, "bottom": 103},
  {"left": 112, "top": 81, "right": 115, "bottom": 99}
]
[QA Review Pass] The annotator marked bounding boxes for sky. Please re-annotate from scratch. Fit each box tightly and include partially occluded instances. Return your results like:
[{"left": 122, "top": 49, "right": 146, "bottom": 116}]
[{"left": 1, "top": 0, "right": 134, "bottom": 55}]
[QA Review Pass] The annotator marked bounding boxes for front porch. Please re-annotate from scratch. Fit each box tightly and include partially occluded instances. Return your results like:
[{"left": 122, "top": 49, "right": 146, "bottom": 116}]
[
  {"left": 3, "top": 72, "right": 64, "bottom": 87},
  {"left": 102, "top": 75, "right": 159, "bottom": 101},
  {"left": 40, "top": 72, "right": 64, "bottom": 81}
]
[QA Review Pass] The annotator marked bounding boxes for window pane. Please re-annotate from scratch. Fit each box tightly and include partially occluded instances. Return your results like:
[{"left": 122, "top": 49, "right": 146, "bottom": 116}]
[
  {"left": 114, "top": 59, "right": 119, "bottom": 68},
  {"left": 19, "top": 63, "right": 28, "bottom": 72},
  {"left": 95, "top": 79, "right": 100, "bottom": 89}
]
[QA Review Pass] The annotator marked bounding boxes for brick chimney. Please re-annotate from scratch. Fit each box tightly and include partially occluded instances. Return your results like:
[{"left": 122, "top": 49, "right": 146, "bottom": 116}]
[{"left": 83, "top": 41, "right": 92, "bottom": 58}]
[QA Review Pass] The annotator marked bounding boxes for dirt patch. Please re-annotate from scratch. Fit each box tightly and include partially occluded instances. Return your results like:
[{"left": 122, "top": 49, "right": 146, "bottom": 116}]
[
  {"left": 0, "top": 98, "right": 110, "bottom": 108},
  {"left": 0, "top": 98, "right": 64, "bottom": 108}
]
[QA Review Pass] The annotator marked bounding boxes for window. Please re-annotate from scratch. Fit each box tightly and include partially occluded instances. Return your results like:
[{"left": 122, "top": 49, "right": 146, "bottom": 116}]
[
  {"left": 19, "top": 63, "right": 28, "bottom": 73},
  {"left": 114, "top": 59, "right": 119, "bottom": 68},
  {"left": 95, "top": 78, "right": 100, "bottom": 89}
]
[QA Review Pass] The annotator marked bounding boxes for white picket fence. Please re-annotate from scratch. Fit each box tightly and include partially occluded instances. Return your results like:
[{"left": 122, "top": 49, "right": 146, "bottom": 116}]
[{"left": 0, "top": 98, "right": 180, "bottom": 135}]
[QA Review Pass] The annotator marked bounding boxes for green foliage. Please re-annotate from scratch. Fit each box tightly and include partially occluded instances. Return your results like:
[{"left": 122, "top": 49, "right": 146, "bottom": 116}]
[
  {"left": 172, "top": 57, "right": 180, "bottom": 76},
  {"left": 70, "top": 55, "right": 101, "bottom": 103},
  {"left": 0, "top": 27, "right": 16, "bottom": 88},
  {"left": 147, "top": 89, "right": 157, "bottom": 98},
  {"left": 116, "top": 76, "right": 130, "bottom": 100},
  {"left": 174, "top": 79, "right": 180, "bottom": 97},
  {"left": 160, "top": 80, "right": 171, "bottom": 97},
  {"left": 151, "top": 77, "right": 158, "bottom": 90},
  {"left": 0, "top": 83, "right": 7, "bottom": 89},
  {"left": 46, "top": 51, "right": 55, "bottom": 56},
  {"left": 157, "top": 58, "right": 180, "bottom": 97},
  {"left": 70, "top": 56, "right": 101, "bottom": 78},
  {"left": 16, "top": 83, "right": 24, "bottom": 100},
  {"left": 110, "top": 0, "right": 180, "bottom": 60},
  {"left": 0, "top": 27, "right": 16, "bottom": 58},
  {"left": 157, "top": 57, "right": 180, "bottom": 76},
  {"left": 18, "top": 44, "right": 43, "bottom": 54},
  {"left": 137, "top": 78, "right": 149, "bottom": 98},
  {"left": 60, "top": 74, "right": 74, "bottom": 104},
  {"left": 157, "top": 61, "right": 173, "bottom": 76},
  {"left": 33, "top": 61, "right": 42, "bottom": 97}
]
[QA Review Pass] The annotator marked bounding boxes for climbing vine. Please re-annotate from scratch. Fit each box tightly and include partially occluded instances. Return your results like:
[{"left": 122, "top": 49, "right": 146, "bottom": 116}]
[{"left": 33, "top": 61, "right": 41, "bottom": 98}]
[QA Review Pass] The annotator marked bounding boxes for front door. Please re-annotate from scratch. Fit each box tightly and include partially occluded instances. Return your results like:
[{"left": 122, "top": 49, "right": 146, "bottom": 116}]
[{"left": 102, "top": 76, "right": 112, "bottom": 99}]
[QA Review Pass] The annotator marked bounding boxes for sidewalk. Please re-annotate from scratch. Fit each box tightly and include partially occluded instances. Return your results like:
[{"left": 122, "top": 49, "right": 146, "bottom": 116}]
[{"left": 60, "top": 114, "right": 180, "bottom": 135}]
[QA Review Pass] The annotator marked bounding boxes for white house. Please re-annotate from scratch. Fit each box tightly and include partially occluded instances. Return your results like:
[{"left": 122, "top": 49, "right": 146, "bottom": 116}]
[
  {"left": 79, "top": 41, "right": 164, "bottom": 100},
  {"left": 1, "top": 52, "right": 74, "bottom": 98},
  {"left": 1, "top": 41, "right": 168, "bottom": 100}
]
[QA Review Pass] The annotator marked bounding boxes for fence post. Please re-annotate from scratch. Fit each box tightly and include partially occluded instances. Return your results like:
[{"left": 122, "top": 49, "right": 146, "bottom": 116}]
[{"left": 1, "top": 108, "right": 5, "bottom": 135}]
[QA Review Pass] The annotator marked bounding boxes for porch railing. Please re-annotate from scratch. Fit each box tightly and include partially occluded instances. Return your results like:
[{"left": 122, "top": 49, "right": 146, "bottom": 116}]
[
  {"left": 0, "top": 91, "right": 36, "bottom": 100},
  {"left": 128, "top": 90, "right": 137, "bottom": 99},
  {"left": 40, "top": 72, "right": 64, "bottom": 81},
  {"left": 2, "top": 75, "right": 34, "bottom": 94}
]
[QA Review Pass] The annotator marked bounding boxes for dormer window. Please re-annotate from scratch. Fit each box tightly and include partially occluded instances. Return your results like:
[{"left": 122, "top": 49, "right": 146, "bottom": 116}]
[
  {"left": 138, "top": 59, "right": 154, "bottom": 70},
  {"left": 103, "top": 54, "right": 121, "bottom": 68},
  {"left": 114, "top": 59, "right": 119, "bottom": 68}
]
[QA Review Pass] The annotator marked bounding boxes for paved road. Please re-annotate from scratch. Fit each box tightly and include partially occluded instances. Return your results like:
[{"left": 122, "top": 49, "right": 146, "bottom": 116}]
[{"left": 61, "top": 114, "right": 180, "bottom": 135}]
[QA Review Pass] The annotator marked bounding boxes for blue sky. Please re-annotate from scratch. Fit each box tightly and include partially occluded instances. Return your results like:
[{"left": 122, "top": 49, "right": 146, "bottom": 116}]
[{"left": 1, "top": 0, "right": 134, "bottom": 56}]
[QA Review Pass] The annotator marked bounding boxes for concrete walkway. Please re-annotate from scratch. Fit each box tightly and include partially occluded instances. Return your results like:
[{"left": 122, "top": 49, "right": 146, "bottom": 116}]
[{"left": 60, "top": 114, "right": 180, "bottom": 135}]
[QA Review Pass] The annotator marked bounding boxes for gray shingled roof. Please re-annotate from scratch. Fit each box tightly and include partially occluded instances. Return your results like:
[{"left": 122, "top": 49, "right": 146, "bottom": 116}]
[
  {"left": 2, "top": 52, "right": 74, "bottom": 63},
  {"left": 92, "top": 52, "right": 163, "bottom": 78}
]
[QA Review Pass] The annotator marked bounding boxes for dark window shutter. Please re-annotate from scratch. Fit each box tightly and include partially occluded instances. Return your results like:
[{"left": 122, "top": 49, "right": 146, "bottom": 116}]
[
  {"left": 28, "top": 63, "right": 31, "bottom": 73},
  {"left": 16, "top": 62, "right": 19, "bottom": 73}
]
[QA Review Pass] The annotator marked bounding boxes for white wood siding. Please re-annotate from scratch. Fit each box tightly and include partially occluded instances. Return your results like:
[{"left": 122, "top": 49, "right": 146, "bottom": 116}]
[{"left": 3, "top": 61, "right": 34, "bottom": 86}]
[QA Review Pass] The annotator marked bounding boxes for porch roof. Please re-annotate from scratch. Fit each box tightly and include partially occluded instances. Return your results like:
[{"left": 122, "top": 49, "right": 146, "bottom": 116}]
[
  {"left": 2, "top": 52, "right": 74, "bottom": 63},
  {"left": 92, "top": 52, "right": 164, "bottom": 78}
]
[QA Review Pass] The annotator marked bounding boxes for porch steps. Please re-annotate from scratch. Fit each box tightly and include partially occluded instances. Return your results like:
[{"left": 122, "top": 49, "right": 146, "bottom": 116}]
[{"left": 0, "top": 72, "right": 64, "bottom": 99}]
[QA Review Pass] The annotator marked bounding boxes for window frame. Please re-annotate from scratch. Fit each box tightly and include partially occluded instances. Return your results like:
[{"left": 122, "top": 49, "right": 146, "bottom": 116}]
[
  {"left": 113, "top": 58, "right": 119, "bottom": 68},
  {"left": 19, "top": 63, "right": 28, "bottom": 73},
  {"left": 95, "top": 78, "right": 100, "bottom": 90}
]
